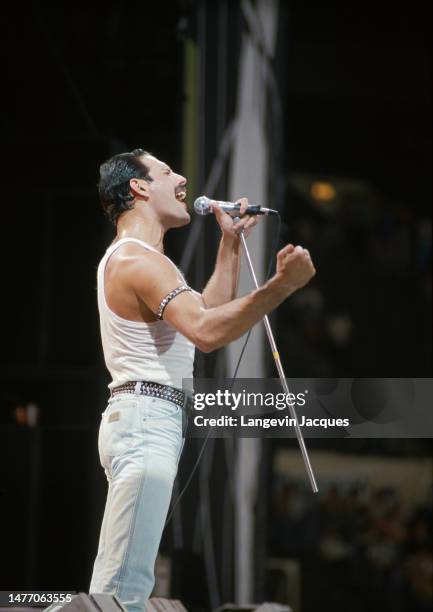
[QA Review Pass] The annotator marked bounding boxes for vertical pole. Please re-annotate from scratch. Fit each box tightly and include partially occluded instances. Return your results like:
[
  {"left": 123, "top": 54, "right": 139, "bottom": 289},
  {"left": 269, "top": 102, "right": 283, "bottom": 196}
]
[{"left": 226, "top": 0, "right": 280, "bottom": 603}]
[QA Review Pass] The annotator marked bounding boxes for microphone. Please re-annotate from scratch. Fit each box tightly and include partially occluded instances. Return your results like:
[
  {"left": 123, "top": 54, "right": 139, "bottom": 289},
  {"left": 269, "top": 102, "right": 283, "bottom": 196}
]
[{"left": 194, "top": 196, "right": 278, "bottom": 217}]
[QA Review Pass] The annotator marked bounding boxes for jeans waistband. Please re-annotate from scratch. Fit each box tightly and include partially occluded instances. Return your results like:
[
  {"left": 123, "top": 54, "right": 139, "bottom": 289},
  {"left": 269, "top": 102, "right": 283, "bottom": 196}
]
[{"left": 111, "top": 380, "right": 193, "bottom": 413}]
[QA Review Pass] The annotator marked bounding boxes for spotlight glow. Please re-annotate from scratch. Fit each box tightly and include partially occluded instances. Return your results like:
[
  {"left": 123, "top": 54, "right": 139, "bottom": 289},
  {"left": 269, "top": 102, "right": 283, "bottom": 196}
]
[{"left": 311, "top": 181, "right": 336, "bottom": 201}]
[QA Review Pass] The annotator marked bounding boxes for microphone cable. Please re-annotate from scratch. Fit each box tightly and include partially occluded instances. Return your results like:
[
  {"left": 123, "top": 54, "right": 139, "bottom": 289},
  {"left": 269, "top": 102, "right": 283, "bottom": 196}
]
[{"left": 165, "top": 212, "right": 282, "bottom": 526}]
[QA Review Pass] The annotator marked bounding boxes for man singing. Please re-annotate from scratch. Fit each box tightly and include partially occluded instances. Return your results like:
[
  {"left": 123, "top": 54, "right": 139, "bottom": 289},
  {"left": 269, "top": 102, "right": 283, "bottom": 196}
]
[{"left": 89, "top": 148, "right": 315, "bottom": 610}]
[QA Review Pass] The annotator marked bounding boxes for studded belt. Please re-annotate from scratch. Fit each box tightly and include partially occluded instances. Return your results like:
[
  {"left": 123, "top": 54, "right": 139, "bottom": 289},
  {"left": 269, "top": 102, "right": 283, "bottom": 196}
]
[{"left": 111, "top": 380, "right": 191, "bottom": 410}]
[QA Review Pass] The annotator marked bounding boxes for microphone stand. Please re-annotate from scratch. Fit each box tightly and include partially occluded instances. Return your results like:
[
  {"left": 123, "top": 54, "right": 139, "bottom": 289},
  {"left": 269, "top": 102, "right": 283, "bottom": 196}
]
[{"left": 238, "top": 228, "right": 319, "bottom": 493}]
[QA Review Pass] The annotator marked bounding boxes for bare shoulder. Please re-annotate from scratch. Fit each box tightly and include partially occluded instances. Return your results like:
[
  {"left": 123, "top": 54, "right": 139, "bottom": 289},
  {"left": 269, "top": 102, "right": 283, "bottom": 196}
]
[
  {"left": 107, "top": 242, "right": 171, "bottom": 273},
  {"left": 107, "top": 242, "right": 182, "bottom": 291},
  {"left": 104, "top": 242, "right": 185, "bottom": 321}
]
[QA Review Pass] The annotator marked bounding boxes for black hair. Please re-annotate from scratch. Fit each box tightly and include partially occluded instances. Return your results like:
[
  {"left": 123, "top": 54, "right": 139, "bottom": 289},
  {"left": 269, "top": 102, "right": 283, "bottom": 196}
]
[{"left": 98, "top": 148, "right": 153, "bottom": 225}]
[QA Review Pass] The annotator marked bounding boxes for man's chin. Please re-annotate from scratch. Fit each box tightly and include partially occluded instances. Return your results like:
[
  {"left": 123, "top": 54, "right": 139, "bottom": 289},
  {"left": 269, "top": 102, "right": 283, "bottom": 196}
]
[
  {"left": 181, "top": 211, "right": 191, "bottom": 226},
  {"left": 171, "top": 209, "right": 191, "bottom": 228}
]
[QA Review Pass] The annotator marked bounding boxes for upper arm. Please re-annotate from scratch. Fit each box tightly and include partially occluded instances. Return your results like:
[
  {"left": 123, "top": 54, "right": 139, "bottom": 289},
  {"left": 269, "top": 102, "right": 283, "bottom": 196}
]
[{"left": 127, "top": 251, "right": 209, "bottom": 350}]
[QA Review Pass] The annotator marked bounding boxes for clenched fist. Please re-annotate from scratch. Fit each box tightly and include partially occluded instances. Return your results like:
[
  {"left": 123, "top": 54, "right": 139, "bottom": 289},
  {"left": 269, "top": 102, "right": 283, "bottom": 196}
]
[{"left": 272, "top": 244, "right": 316, "bottom": 296}]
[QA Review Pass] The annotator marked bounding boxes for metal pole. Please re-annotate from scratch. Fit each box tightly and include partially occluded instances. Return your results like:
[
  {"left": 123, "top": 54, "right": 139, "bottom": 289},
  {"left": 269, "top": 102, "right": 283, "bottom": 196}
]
[{"left": 239, "top": 230, "right": 319, "bottom": 493}]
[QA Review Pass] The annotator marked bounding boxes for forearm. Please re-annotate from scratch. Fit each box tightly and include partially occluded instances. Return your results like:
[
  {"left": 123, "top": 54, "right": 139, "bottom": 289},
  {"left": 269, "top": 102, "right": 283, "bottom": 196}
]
[
  {"left": 148, "top": 240, "right": 315, "bottom": 354},
  {"left": 202, "top": 235, "right": 241, "bottom": 307},
  {"left": 195, "top": 276, "right": 288, "bottom": 352}
]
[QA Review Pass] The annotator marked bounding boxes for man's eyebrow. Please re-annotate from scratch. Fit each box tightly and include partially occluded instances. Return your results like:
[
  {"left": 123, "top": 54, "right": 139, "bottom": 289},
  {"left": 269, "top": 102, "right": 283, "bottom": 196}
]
[{"left": 162, "top": 165, "right": 171, "bottom": 172}]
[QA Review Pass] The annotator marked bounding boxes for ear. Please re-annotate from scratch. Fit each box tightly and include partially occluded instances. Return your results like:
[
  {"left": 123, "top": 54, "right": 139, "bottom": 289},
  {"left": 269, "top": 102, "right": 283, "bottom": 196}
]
[{"left": 130, "top": 178, "right": 149, "bottom": 199}]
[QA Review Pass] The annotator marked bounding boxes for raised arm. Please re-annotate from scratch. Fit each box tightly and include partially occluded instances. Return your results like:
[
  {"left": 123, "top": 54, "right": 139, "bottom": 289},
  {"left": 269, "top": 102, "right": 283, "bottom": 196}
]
[
  {"left": 201, "top": 235, "right": 241, "bottom": 307},
  {"left": 127, "top": 242, "right": 316, "bottom": 353}
]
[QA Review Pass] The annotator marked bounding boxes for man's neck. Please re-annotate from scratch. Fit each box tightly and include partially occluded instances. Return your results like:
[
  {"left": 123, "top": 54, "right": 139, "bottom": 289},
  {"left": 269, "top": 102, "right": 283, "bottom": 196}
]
[{"left": 115, "top": 210, "right": 165, "bottom": 253}]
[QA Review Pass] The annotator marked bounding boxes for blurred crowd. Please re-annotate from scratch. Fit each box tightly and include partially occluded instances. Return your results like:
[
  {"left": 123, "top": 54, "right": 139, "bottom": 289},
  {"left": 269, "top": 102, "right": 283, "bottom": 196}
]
[{"left": 269, "top": 479, "right": 433, "bottom": 612}]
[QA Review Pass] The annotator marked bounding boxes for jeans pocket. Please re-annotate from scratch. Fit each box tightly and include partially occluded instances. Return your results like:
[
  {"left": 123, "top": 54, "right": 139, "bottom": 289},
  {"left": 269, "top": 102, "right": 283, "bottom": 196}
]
[{"left": 101, "top": 399, "right": 143, "bottom": 458}]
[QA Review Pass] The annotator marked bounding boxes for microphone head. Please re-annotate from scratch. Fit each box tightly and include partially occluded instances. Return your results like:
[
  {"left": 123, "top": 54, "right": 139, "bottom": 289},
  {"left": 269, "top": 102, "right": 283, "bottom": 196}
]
[{"left": 194, "top": 196, "right": 212, "bottom": 215}]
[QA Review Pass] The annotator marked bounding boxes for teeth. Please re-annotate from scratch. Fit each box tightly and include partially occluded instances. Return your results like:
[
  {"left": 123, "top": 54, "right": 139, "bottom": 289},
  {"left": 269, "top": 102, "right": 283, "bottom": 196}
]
[{"left": 176, "top": 192, "right": 186, "bottom": 201}]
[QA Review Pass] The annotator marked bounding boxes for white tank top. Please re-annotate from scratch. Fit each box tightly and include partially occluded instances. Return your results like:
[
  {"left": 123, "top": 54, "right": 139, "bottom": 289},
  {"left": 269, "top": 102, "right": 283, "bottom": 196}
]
[{"left": 97, "top": 237, "right": 195, "bottom": 391}]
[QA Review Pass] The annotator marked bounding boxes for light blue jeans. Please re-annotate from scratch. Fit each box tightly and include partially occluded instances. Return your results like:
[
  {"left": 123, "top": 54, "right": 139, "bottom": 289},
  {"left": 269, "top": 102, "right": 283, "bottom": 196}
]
[{"left": 89, "top": 394, "right": 186, "bottom": 611}]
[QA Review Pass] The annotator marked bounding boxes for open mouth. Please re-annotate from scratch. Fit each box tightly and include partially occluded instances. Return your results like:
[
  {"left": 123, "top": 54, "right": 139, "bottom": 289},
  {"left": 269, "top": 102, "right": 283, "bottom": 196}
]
[{"left": 175, "top": 188, "right": 187, "bottom": 205}]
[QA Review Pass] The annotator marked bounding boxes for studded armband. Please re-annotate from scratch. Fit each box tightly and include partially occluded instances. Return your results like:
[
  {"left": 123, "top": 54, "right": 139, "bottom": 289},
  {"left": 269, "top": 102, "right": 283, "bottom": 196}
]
[{"left": 156, "top": 284, "right": 193, "bottom": 320}]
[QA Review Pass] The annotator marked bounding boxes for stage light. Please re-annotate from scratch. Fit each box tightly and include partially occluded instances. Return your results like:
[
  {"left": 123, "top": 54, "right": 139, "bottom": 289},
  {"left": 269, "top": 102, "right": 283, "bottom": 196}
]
[{"left": 311, "top": 181, "right": 336, "bottom": 201}]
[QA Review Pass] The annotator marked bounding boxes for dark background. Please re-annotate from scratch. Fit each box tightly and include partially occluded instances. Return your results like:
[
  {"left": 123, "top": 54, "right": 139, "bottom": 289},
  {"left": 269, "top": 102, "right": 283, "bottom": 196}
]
[{"left": 1, "top": 1, "right": 431, "bottom": 611}]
